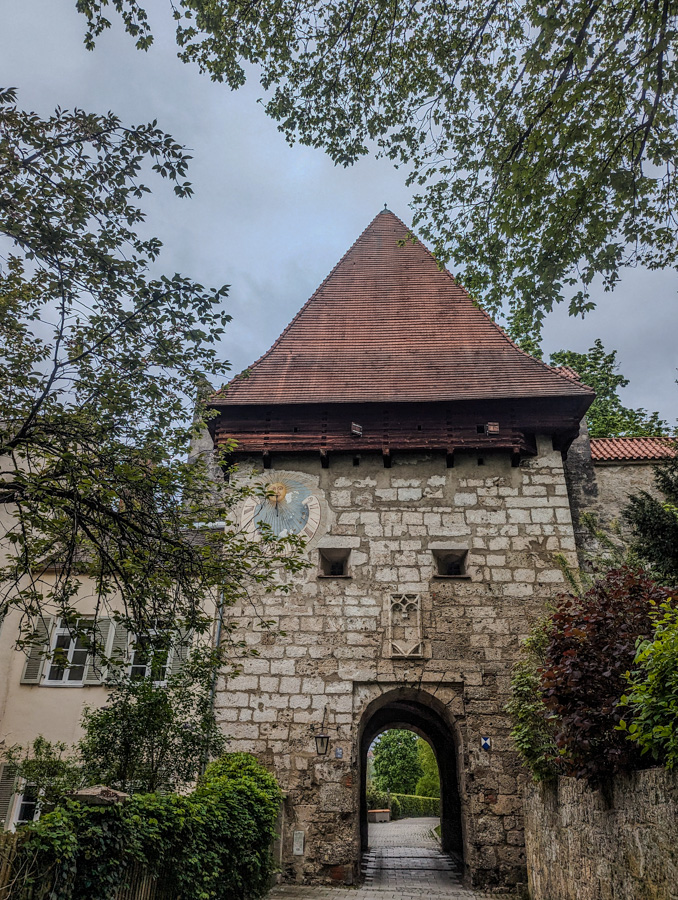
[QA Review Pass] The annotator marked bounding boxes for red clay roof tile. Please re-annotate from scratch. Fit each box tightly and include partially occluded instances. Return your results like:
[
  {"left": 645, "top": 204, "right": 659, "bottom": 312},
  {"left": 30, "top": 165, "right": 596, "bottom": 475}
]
[
  {"left": 213, "top": 211, "right": 596, "bottom": 407},
  {"left": 590, "top": 437, "right": 676, "bottom": 462}
]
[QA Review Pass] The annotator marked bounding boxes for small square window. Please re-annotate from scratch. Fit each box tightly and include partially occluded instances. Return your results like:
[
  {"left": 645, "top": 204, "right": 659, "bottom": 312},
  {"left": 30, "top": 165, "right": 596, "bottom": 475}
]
[
  {"left": 318, "top": 549, "right": 351, "bottom": 578},
  {"left": 432, "top": 549, "right": 469, "bottom": 578}
]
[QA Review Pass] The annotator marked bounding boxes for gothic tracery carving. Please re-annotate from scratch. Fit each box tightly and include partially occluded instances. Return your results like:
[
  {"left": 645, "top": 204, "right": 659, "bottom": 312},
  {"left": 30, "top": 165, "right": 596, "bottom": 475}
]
[{"left": 389, "top": 593, "right": 423, "bottom": 658}]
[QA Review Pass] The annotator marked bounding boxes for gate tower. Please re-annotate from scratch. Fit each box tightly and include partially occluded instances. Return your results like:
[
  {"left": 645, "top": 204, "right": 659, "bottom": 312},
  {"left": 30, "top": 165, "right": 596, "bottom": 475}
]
[{"left": 207, "top": 210, "right": 594, "bottom": 889}]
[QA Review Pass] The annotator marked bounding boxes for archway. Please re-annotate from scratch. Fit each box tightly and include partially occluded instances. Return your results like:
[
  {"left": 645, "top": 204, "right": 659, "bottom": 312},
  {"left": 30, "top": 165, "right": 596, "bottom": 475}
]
[{"left": 358, "top": 688, "right": 465, "bottom": 862}]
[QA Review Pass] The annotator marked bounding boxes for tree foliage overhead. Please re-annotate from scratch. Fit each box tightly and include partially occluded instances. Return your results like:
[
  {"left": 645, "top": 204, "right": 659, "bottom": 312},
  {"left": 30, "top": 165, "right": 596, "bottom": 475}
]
[
  {"left": 372, "top": 729, "right": 422, "bottom": 795},
  {"left": 0, "top": 87, "right": 306, "bottom": 652},
  {"left": 76, "top": 0, "right": 678, "bottom": 331},
  {"left": 549, "top": 339, "right": 671, "bottom": 438},
  {"left": 624, "top": 455, "right": 678, "bottom": 584}
]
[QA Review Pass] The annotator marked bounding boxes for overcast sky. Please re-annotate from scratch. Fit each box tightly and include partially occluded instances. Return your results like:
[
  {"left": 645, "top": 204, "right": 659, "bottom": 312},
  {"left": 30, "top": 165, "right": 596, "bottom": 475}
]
[{"left": 2, "top": 1, "right": 676, "bottom": 423}]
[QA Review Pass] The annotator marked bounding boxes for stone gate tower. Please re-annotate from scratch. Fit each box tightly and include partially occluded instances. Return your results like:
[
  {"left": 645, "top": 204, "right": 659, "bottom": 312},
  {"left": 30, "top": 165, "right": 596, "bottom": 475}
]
[{"left": 207, "top": 210, "right": 594, "bottom": 890}]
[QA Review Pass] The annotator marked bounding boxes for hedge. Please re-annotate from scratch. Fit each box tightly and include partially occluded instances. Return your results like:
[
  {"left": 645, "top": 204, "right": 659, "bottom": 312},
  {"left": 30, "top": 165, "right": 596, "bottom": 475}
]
[
  {"left": 5, "top": 752, "right": 281, "bottom": 900},
  {"left": 366, "top": 788, "right": 440, "bottom": 819}
]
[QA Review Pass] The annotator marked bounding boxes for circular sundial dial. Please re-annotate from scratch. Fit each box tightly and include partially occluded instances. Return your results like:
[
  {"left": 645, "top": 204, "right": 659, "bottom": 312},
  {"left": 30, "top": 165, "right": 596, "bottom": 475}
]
[{"left": 240, "top": 477, "right": 321, "bottom": 540}]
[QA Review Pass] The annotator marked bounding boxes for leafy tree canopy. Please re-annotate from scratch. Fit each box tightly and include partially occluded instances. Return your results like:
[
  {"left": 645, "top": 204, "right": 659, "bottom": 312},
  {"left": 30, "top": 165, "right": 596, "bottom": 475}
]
[
  {"left": 624, "top": 455, "right": 678, "bottom": 584},
  {"left": 76, "top": 0, "right": 678, "bottom": 333},
  {"left": 0, "top": 88, "right": 306, "bottom": 654},
  {"left": 79, "top": 658, "right": 227, "bottom": 793},
  {"left": 415, "top": 738, "right": 440, "bottom": 798},
  {"left": 372, "top": 729, "right": 422, "bottom": 795},
  {"left": 550, "top": 340, "right": 670, "bottom": 438}
]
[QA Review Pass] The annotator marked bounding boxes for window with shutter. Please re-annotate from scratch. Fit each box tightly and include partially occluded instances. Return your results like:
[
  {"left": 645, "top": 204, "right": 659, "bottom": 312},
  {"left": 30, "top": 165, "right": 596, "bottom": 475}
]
[
  {"left": 0, "top": 765, "right": 17, "bottom": 829},
  {"left": 20, "top": 616, "right": 53, "bottom": 684},
  {"left": 15, "top": 784, "right": 39, "bottom": 825},
  {"left": 168, "top": 628, "right": 191, "bottom": 678},
  {"left": 106, "top": 620, "right": 131, "bottom": 682},
  {"left": 83, "top": 619, "right": 113, "bottom": 684},
  {"left": 127, "top": 622, "right": 191, "bottom": 683},
  {"left": 44, "top": 619, "right": 93, "bottom": 685}
]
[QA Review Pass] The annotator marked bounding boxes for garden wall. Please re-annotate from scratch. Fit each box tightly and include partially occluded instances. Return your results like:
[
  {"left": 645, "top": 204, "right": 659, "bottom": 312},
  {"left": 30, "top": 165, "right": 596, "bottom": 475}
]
[{"left": 524, "top": 769, "right": 678, "bottom": 900}]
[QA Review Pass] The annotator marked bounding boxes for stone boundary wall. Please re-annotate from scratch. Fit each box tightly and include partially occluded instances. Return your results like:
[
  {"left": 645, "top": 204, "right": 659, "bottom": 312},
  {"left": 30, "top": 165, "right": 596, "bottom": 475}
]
[{"left": 524, "top": 769, "right": 678, "bottom": 900}]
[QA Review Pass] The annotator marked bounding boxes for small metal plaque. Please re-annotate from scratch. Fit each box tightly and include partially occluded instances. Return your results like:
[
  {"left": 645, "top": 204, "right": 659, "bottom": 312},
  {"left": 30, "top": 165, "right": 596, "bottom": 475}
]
[
  {"left": 292, "top": 831, "right": 305, "bottom": 856},
  {"left": 335, "top": 747, "right": 343, "bottom": 759},
  {"left": 481, "top": 736, "right": 491, "bottom": 751}
]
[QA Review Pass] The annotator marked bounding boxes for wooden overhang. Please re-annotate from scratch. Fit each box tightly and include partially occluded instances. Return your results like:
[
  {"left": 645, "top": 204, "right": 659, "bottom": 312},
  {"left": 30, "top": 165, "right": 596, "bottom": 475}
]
[{"left": 208, "top": 210, "right": 594, "bottom": 463}]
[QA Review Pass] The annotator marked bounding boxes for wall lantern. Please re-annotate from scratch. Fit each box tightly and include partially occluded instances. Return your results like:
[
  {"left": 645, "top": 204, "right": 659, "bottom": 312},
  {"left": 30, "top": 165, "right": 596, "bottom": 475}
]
[
  {"left": 313, "top": 707, "right": 330, "bottom": 755},
  {"left": 315, "top": 733, "right": 330, "bottom": 756}
]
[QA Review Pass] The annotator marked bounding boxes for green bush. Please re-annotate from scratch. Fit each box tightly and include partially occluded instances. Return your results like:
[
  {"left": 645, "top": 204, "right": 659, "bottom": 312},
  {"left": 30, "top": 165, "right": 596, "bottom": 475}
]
[
  {"left": 9, "top": 752, "right": 281, "bottom": 900},
  {"left": 619, "top": 602, "right": 678, "bottom": 768},
  {"left": 365, "top": 787, "right": 439, "bottom": 819},
  {"left": 365, "top": 787, "right": 388, "bottom": 811},
  {"left": 390, "top": 793, "right": 440, "bottom": 818}
]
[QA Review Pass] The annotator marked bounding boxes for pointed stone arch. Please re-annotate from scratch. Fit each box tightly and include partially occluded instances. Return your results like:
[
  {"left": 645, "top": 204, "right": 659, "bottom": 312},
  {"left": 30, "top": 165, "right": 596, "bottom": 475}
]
[{"left": 357, "top": 687, "right": 467, "bottom": 865}]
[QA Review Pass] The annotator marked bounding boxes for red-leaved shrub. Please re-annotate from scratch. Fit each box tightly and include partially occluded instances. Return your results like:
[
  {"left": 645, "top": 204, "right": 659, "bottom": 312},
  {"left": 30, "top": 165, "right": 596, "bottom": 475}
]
[{"left": 540, "top": 566, "right": 674, "bottom": 781}]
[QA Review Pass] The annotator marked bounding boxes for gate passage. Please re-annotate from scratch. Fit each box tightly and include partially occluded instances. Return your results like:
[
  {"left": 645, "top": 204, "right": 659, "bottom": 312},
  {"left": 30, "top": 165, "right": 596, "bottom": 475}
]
[{"left": 363, "top": 816, "right": 462, "bottom": 893}]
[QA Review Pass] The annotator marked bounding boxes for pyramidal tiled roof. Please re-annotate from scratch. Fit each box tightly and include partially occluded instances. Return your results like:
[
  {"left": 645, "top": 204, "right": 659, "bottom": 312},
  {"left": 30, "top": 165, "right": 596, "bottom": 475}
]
[{"left": 216, "top": 210, "right": 595, "bottom": 406}]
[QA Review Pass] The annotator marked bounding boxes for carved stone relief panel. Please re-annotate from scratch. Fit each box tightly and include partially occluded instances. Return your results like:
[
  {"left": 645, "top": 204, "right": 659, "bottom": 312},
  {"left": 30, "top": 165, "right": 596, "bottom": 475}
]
[{"left": 389, "top": 593, "right": 423, "bottom": 658}]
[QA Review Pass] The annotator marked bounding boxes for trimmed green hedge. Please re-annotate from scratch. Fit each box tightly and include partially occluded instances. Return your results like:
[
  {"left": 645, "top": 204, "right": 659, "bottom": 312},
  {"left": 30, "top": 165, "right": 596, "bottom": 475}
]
[
  {"left": 366, "top": 788, "right": 440, "bottom": 819},
  {"left": 8, "top": 752, "right": 281, "bottom": 900}
]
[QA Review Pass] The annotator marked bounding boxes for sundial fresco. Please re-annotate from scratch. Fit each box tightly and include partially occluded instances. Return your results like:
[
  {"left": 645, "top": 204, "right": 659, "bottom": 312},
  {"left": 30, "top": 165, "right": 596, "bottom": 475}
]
[{"left": 240, "top": 478, "right": 321, "bottom": 541}]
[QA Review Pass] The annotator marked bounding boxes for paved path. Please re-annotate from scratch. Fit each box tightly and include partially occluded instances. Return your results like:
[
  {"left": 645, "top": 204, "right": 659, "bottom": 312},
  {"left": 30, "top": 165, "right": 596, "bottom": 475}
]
[
  {"left": 363, "top": 817, "right": 464, "bottom": 894},
  {"left": 269, "top": 818, "right": 501, "bottom": 899}
]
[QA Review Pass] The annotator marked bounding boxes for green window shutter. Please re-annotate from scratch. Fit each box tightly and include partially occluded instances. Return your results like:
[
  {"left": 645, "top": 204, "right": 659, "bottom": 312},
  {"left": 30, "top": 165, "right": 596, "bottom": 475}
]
[
  {"left": 168, "top": 628, "right": 191, "bottom": 678},
  {"left": 0, "top": 765, "right": 17, "bottom": 829},
  {"left": 20, "top": 616, "right": 53, "bottom": 684},
  {"left": 83, "top": 619, "right": 113, "bottom": 685},
  {"left": 106, "top": 621, "right": 130, "bottom": 682}
]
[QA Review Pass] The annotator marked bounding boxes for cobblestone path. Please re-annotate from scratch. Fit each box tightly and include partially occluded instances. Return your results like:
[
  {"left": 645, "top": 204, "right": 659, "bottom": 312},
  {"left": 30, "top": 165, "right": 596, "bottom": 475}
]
[{"left": 268, "top": 818, "right": 498, "bottom": 899}]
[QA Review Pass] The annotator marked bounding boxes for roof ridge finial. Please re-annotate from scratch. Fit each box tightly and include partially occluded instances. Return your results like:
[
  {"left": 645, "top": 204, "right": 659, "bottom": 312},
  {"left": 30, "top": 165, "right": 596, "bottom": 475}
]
[{"left": 382, "top": 203, "right": 391, "bottom": 213}]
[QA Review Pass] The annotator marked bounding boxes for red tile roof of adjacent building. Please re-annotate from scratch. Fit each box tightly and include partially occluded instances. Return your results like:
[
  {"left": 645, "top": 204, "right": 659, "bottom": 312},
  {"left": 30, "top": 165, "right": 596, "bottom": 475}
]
[
  {"left": 590, "top": 437, "right": 676, "bottom": 462},
  {"left": 213, "top": 210, "right": 595, "bottom": 407}
]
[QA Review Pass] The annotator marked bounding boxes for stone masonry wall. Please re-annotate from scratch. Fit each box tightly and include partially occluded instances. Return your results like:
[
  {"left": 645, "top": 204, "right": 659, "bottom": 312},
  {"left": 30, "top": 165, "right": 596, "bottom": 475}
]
[
  {"left": 524, "top": 770, "right": 678, "bottom": 900},
  {"left": 593, "top": 462, "right": 657, "bottom": 533},
  {"left": 563, "top": 420, "right": 659, "bottom": 558},
  {"left": 215, "top": 436, "right": 579, "bottom": 890}
]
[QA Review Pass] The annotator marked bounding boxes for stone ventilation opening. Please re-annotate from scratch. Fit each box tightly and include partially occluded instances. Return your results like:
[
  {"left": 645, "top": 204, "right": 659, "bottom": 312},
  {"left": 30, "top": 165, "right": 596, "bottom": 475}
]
[
  {"left": 318, "top": 548, "right": 351, "bottom": 577},
  {"left": 432, "top": 549, "right": 468, "bottom": 578}
]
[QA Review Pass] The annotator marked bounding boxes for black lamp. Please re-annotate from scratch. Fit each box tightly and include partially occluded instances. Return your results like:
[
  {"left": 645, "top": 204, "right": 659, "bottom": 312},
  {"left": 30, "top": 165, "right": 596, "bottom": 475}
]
[
  {"left": 314, "top": 707, "right": 330, "bottom": 755},
  {"left": 314, "top": 733, "right": 330, "bottom": 756}
]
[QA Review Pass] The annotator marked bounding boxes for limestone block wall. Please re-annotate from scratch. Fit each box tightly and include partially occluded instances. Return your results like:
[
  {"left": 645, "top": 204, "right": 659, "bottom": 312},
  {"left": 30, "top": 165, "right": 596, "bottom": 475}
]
[
  {"left": 216, "top": 436, "right": 578, "bottom": 890},
  {"left": 524, "top": 770, "right": 678, "bottom": 900},
  {"left": 563, "top": 422, "right": 660, "bottom": 556},
  {"left": 593, "top": 462, "right": 657, "bottom": 532}
]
